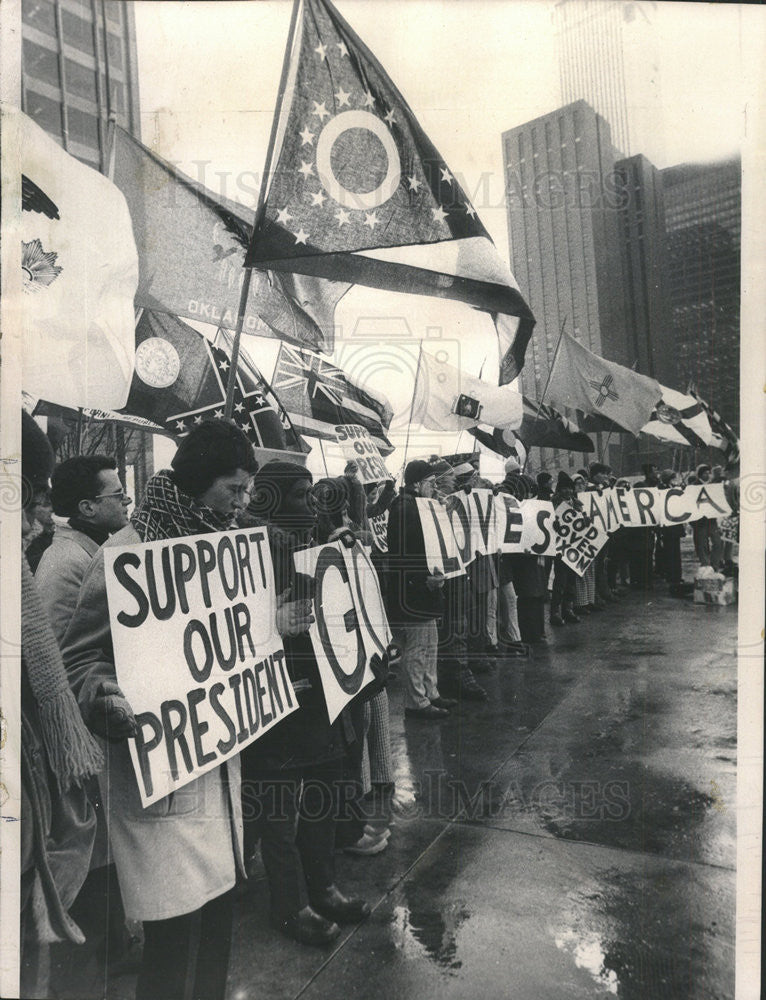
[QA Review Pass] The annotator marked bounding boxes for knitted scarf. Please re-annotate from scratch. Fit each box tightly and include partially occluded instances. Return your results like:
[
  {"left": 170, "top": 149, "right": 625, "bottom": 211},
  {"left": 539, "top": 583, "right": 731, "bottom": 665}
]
[
  {"left": 21, "top": 561, "right": 104, "bottom": 790},
  {"left": 131, "top": 470, "right": 236, "bottom": 542}
]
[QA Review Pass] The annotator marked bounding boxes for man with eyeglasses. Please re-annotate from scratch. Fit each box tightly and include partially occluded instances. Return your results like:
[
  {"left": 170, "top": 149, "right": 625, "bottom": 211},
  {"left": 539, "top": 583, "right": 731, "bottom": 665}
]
[{"left": 36, "top": 455, "right": 131, "bottom": 645}]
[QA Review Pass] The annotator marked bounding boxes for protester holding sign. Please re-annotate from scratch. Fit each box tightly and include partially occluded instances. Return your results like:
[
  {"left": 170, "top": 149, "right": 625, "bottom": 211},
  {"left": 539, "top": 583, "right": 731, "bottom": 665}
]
[
  {"left": 495, "top": 459, "right": 525, "bottom": 652},
  {"left": 311, "top": 476, "right": 395, "bottom": 854},
  {"left": 549, "top": 473, "right": 582, "bottom": 627},
  {"left": 505, "top": 476, "right": 549, "bottom": 644},
  {"left": 61, "top": 420, "right": 259, "bottom": 1000},
  {"left": 387, "top": 461, "right": 454, "bottom": 720},
  {"left": 429, "top": 461, "right": 489, "bottom": 703},
  {"left": 658, "top": 470, "right": 687, "bottom": 594},
  {"left": 691, "top": 465, "right": 724, "bottom": 570},
  {"left": 241, "top": 461, "right": 376, "bottom": 948}
]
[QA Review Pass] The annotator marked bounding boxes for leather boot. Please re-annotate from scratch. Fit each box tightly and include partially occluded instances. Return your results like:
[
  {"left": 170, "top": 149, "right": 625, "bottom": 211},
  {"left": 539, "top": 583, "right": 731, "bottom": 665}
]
[
  {"left": 310, "top": 886, "right": 371, "bottom": 924},
  {"left": 272, "top": 906, "right": 341, "bottom": 946}
]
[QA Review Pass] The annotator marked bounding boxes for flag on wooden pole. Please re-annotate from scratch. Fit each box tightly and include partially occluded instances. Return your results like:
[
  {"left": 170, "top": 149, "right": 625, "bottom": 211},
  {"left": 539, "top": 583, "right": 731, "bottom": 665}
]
[
  {"left": 111, "top": 125, "right": 347, "bottom": 352},
  {"left": 545, "top": 332, "right": 661, "bottom": 436},
  {"left": 245, "top": 0, "right": 535, "bottom": 383}
]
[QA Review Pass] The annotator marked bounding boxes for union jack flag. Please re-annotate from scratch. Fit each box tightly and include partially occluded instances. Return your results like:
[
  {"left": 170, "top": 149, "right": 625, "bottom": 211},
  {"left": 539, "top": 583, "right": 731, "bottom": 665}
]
[{"left": 272, "top": 342, "right": 394, "bottom": 454}]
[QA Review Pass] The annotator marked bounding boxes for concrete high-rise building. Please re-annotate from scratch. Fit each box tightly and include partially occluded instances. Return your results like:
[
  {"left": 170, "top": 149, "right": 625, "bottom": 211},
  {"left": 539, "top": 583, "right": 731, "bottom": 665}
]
[
  {"left": 662, "top": 157, "right": 741, "bottom": 433},
  {"left": 613, "top": 152, "right": 672, "bottom": 384},
  {"left": 554, "top": 0, "right": 664, "bottom": 165},
  {"left": 502, "top": 100, "right": 630, "bottom": 469},
  {"left": 21, "top": 0, "right": 141, "bottom": 170}
]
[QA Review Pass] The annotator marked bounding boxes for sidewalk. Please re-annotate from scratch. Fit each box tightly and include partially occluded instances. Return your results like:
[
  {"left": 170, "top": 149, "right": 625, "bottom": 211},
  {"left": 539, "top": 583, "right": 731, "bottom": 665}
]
[{"left": 225, "top": 579, "right": 737, "bottom": 1000}]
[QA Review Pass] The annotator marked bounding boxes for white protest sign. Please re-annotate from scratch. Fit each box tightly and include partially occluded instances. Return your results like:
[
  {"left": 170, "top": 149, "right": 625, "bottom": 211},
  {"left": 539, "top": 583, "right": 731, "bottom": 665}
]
[
  {"left": 494, "top": 494, "right": 524, "bottom": 553},
  {"left": 467, "top": 489, "right": 497, "bottom": 558},
  {"left": 293, "top": 541, "right": 389, "bottom": 722},
  {"left": 718, "top": 514, "right": 739, "bottom": 544},
  {"left": 415, "top": 498, "right": 466, "bottom": 579},
  {"left": 104, "top": 528, "right": 293, "bottom": 808},
  {"left": 585, "top": 484, "right": 732, "bottom": 531},
  {"left": 332, "top": 424, "right": 391, "bottom": 484},
  {"left": 368, "top": 511, "right": 389, "bottom": 552},
  {"left": 583, "top": 489, "right": 625, "bottom": 534},
  {"left": 553, "top": 503, "right": 610, "bottom": 577},
  {"left": 519, "top": 500, "right": 557, "bottom": 555}
]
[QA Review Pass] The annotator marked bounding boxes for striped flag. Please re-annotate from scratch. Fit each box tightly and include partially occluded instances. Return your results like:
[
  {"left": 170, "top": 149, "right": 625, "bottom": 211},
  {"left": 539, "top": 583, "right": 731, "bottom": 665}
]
[
  {"left": 271, "top": 343, "right": 394, "bottom": 454},
  {"left": 245, "top": 0, "right": 535, "bottom": 383},
  {"left": 122, "top": 311, "right": 307, "bottom": 457}
]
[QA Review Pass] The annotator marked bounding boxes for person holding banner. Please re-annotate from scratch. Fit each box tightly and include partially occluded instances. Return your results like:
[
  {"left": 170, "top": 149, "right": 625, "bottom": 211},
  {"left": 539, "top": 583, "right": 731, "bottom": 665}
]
[
  {"left": 386, "top": 461, "right": 455, "bottom": 719},
  {"left": 241, "top": 461, "right": 378, "bottom": 948},
  {"left": 428, "top": 462, "right": 489, "bottom": 703},
  {"left": 549, "top": 473, "right": 582, "bottom": 627},
  {"left": 658, "top": 470, "right": 687, "bottom": 594},
  {"left": 692, "top": 465, "right": 724, "bottom": 571},
  {"left": 506, "top": 476, "right": 549, "bottom": 644},
  {"left": 61, "top": 420, "right": 259, "bottom": 1000},
  {"left": 495, "top": 461, "right": 528, "bottom": 654}
]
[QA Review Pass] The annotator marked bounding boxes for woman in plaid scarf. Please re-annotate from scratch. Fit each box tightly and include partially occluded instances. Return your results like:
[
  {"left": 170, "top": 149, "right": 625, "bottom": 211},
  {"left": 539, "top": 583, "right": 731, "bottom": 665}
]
[{"left": 62, "top": 420, "right": 260, "bottom": 1000}]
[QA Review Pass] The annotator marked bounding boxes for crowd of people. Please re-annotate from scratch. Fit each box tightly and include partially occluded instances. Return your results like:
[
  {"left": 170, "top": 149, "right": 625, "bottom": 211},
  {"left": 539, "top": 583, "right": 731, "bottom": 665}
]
[{"left": 18, "top": 413, "right": 737, "bottom": 999}]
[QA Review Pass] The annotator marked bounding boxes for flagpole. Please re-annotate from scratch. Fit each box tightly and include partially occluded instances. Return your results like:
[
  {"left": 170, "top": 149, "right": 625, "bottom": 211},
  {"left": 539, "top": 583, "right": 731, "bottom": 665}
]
[
  {"left": 318, "top": 438, "right": 330, "bottom": 478},
  {"left": 104, "top": 114, "right": 117, "bottom": 182},
  {"left": 537, "top": 317, "right": 567, "bottom": 412},
  {"left": 522, "top": 317, "right": 567, "bottom": 472},
  {"left": 401, "top": 341, "right": 424, "bottom": 476},
  {"left": 222, "top": 329, "right": 306, "bottom": 452},
  {"left": 225, "top": 0, "right": 302, "bottom": 421}
]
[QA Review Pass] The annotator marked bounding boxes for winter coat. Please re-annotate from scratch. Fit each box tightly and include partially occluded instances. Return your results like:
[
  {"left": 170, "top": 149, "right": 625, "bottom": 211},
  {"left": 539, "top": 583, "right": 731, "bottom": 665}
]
[
  {"left": 246, "top": 523, "right": 355, "bottom": 770},
  {"left": 61, "top": 524, "right": 244, "bottom": 922},
  {"left": 36, "top": 524, "right": 101, "bottom": 645},
  {"left": 385, "top": 489, "right": 444, "bottom": 625}
]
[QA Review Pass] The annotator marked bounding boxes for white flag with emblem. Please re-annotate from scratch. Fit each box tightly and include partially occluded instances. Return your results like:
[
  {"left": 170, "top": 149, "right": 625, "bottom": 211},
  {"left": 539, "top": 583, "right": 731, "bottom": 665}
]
[
  {"left": 13, "top": 109, "right": 138, "bottom": 409},
  {"left": 545, "top": 332, "right": 661, "bottom": 436}
]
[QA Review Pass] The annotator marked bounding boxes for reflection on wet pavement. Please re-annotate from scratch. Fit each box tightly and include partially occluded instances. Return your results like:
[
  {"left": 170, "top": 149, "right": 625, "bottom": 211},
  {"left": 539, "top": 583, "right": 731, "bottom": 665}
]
[{"left": 232, "top": 585, "right": 737, "bottom": 1000}]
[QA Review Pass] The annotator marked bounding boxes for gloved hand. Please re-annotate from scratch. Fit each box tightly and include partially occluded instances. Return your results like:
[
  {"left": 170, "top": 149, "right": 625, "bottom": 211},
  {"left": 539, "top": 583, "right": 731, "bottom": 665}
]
[
  {"left": 328, "top": 526, "right": 357, "bottom": 548},
  {"left": 90, "top": 680, "right": 137, "bottom": 742},
  {"left": 276, "top": 587, "right": 315, "bottom": 637},
  {"left": 426, "top": 567, "right": 446, "bottom": 591}
]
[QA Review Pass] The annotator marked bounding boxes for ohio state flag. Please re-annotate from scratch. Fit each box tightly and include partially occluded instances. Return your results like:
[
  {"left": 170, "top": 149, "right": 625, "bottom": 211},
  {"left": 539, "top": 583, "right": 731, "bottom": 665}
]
[{"left": 246, "top": 0, "right": 535, "bottom": 383}]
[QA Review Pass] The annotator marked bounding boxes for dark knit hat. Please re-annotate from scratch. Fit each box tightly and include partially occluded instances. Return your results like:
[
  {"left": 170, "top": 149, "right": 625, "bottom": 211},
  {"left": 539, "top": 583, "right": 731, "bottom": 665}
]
[
  {"left": 249, "top": 460, "right": 312, "bottom": 519},
  {"left": 589, "top": 462, "right": 610, "bottom": 479},
  {"left": 404, "top": 459, "right": 435, "bottom": 487},
  {"left": 22, "top": 411, "right": 55, "bottom": 509},
  {"left": 429, "top": 458, "right": 453, "bottom": 477},
  {"left": 536, "top": 471, "right": 552, "bottom": 486},
  {"left": 171, "top": 419, "right": 258, "bottom": 497},
  {"left": 659, "top": 469, "right": 676, "bottom": 486},
  {"left": 556, "top": 471, "right": 575, "bottom": 491}
]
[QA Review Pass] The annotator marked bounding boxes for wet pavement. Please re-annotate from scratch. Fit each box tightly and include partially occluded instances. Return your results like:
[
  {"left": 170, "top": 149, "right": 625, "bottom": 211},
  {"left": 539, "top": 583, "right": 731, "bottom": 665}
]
[
  {"left": 224, "top": 574, "right": 736, "bottom": 1000},
  {"left": 62, "top": 551, "right": 737, "bottom": 1000}
]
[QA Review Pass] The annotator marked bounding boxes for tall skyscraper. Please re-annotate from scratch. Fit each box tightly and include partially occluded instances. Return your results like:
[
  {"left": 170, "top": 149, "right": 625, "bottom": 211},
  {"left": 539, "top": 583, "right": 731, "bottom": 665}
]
[
  {"left": 554, "top": 0, "right": 664, "bottom": 165},
  {"left": 21, "top": 0, "right": 141, "bottom": 170},
  {"left": 502, "top": 100, "right": 630, "bottom": 469},
  {"left": 662, "top": 158, "right": 740, "bottom": 433},
  {"left": 613, "top": 152, "right": 672, "bottom": 384}
]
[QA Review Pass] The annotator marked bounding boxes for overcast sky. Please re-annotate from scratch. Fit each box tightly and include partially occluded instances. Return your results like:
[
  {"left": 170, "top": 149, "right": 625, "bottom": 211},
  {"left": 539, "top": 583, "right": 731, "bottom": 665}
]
[{"left": 134, "top": 0, "right": 757, "bottom": 474}]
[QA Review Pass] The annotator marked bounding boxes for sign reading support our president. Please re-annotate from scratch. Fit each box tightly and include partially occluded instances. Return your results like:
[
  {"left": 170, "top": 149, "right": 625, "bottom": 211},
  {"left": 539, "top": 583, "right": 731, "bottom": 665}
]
[
  {"left": 294, "top": 541, "right": 392, "bottom": 723},
  {"left": 104, "top": 528, "right": 294, "bottom": 808},
  {"left": 332, "top": 424, "right": 391, "bottom": 484},
  {"left": 553, "top": 504, "right": 609, "bottom": 576}
]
